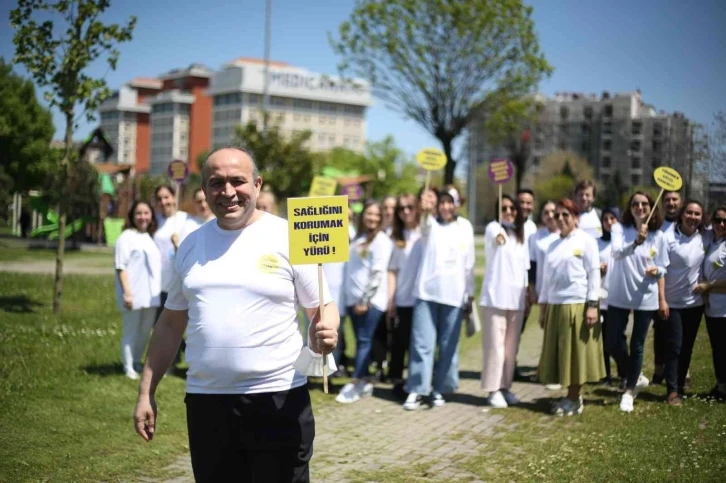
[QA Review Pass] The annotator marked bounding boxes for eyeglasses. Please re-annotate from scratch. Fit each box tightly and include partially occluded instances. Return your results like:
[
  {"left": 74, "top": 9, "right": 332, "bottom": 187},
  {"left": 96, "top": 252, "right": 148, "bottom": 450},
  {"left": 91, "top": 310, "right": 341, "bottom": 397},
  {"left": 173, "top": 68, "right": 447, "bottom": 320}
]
[
  {"left": 713, "top": 216, "right": 726, "bottom": 225},
  {"left": 553, "top": 212, "right": 571, "bottom": 220},
  {"left": 397, "top": 205, "right": 414, "bottom": 212},
  {"left": 631, "top": 201, "right": 650, "bottom": 208},
  {"left": 501, "top": 205, "right": 516, "bottom": 213}
]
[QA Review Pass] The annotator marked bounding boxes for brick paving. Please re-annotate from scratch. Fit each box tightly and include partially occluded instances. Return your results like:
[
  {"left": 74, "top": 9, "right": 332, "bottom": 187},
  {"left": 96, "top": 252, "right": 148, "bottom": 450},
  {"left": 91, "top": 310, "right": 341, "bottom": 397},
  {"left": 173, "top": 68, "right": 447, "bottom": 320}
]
[{"left": 147, "top": 322, "right": 551, "bottom": 483}]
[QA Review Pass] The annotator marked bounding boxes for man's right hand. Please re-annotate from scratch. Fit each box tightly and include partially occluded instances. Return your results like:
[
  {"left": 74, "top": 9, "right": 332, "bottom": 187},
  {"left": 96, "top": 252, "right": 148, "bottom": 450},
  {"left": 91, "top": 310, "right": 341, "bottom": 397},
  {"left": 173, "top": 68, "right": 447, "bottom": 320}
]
[{"left": 134, "top": 393, "right": 157, "bottom": 442}]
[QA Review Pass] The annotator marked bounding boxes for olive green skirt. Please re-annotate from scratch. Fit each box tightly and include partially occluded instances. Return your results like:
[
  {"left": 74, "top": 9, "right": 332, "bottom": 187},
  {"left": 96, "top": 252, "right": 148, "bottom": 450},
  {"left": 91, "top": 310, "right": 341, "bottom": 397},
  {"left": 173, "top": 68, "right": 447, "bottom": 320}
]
[{"left": 537, "top": 303, "right": 606, "bottom": 387}]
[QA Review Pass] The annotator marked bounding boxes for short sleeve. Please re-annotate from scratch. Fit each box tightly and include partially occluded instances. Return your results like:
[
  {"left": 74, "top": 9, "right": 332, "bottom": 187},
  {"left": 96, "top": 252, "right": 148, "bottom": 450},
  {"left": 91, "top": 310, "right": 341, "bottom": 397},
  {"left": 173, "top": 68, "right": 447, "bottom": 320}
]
[
  {"left": 389, "top": 247, "right": 403, "bottom": 271},
  {"left": 114, "top": 231, "right": 132, "bottom": 270},
  {"left": 164, "top": 259, "right": 188, "bottom": 310},
  {"left": 528, "top": 232, "right": 537, "bottom": 261},
  {"left": 656, "top": 231, "right": 670, "bottom": 271},
  {"left": 294, "top": 264, "right": 333, "bottom": 309}
]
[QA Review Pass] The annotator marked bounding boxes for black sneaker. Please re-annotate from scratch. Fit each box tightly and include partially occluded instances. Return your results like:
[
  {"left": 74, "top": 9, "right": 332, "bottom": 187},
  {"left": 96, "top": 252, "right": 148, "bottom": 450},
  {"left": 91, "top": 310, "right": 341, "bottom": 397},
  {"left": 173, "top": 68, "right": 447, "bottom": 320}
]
[
  {"left": 651, "top": 372, "right": 664, "bottom": 385},
  {"left": 618, "top": 378, "right": 627, "bottom": 391},
  {"left": 392, "top": 382, "right": 408, "bottom": 401}
]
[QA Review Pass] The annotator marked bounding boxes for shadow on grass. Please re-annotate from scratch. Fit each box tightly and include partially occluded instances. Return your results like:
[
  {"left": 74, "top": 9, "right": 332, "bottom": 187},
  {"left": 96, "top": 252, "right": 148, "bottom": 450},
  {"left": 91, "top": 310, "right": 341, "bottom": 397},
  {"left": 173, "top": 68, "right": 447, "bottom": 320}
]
[
  {"left": 83, "top": 363, "right": 188, "bottom": 379},
  {"left": 0, "top": 294, "right": 44, "bottom": 313}
]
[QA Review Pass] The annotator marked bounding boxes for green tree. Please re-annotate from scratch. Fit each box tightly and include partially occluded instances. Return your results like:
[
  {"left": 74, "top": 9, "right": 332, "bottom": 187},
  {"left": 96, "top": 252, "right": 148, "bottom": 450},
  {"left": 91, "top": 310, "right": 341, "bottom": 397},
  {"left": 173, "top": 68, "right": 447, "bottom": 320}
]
[
  {"left": 597, "top": 169, "right": 624, "bottom": 210},
  {"left": 11, "top": 0, "right": 136, "bottom": 314},
  {"left": 534, "top": 175, "right": 576, "bottom": 206},
  {"left": 0, "top": 58, "right": 55, "bottom": 200},
  {"left": 232, "top": 118, "right": 318, "bottom": 201},
  {"left": 330, "top": 0, "right": 552, "bottom": 185}
]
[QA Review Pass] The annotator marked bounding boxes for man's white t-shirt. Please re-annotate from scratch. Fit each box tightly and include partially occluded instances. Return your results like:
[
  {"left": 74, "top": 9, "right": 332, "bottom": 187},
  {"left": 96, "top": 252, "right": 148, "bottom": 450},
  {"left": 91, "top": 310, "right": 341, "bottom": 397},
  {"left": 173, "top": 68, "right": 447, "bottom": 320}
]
[
  {"left": 479, "top": 221, "right": 530, "bottom": 311},
  {"left": 164, "top": 214, "right": 332, "bottom": 395},
  {"left": 528, "top": 227, "right": 560, "bottom": 298},
  {"left": 154, "top": 211, "right": 189, "bottom": 293},
  {"left": 524, "top": 218, "right": 537, "bottom": 246},
  {"left": 663, "top": 225, "right": 705, "bottom": 309},
  {"left": 114, "top": 229, "right": 162, "bottom": 311},
  {"left": 181, "top": 216, "right": 212, "bottom": 239},
  {"left": 414, "top": 216, "right": 475, "bottom": 308},
  {"left": 388, "top": 227, "right": 424, "bottom": 307},
  {"left": 345, "top": 231, "right": 393, "bottom": 312},
  {"left": 579, "top": 208, "right": 602, "bottom": 239}
]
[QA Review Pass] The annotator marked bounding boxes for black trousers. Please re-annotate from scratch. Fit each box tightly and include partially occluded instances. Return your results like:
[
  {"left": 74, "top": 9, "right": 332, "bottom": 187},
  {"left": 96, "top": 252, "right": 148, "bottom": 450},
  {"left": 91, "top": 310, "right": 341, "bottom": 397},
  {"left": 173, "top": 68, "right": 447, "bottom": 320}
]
[
  {"left": 372, "top": 312, "right": 390, "bottom": 371},
  {"left": 601, "top": 309, "right": 626, "bottom": 379},
  {"left": 185, "top": 385, "right": 315, "bottom": 483},
  {"left": 654, "top": 314, "right": 666, "bottom": 369},
  {"left": 706, "top": 316, "right": 726, "bottom": 385},
  {"left": 663, "top": 306, "right": 704, "bottom": 394},
  {"left": 388, "top": 306, "right": 413, "bottom": 381}
]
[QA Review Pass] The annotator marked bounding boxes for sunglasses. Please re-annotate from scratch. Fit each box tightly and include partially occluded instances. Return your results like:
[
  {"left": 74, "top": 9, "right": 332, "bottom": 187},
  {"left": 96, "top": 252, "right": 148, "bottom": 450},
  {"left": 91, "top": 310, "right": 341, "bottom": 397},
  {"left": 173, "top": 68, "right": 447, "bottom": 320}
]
[
  {"left": 631, "top": 201, "right": 650, "bottom": 208},
  {"left": 397, "top": 205, "right": 415, "bottom": 212},
  {"left": 501, "top": 205, "right": 516, "bottom": 213},
  {"left": 553, "top": 212, "right": 572, "bottom": 220},
  {"left": 713, "top": 216, "right": 726, "bottom": 225}
]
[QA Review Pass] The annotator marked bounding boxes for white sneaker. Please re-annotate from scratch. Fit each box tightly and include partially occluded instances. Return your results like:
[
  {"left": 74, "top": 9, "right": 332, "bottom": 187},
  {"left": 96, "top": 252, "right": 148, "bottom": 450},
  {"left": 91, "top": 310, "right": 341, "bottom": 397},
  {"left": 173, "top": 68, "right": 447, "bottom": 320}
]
[
  {"left": 619, "top": 393, "right": 634, "bottom": 412},
  {"left": 545, "top": 384, "right": 562, "bottom": 391},
  {"left": 335, "top": 383, "right": 361, "bottom": 404},
  {"left": 489, "top": 390, "right": 508, "bottom": 408},
  {"left": 431, "top": 392, "right": 445, "bottom": 407},
  {"left": 125, "top": 369, "right": 139, "bottom": 380},
  {"left": 360, "top": 382, "right": 374, "bottom": 398},
  {"left": 403, "top": 392, "right": 423, "bottom": 410},
  {"left": 633, "top": 374, "right": 649, "bottom": 397}
]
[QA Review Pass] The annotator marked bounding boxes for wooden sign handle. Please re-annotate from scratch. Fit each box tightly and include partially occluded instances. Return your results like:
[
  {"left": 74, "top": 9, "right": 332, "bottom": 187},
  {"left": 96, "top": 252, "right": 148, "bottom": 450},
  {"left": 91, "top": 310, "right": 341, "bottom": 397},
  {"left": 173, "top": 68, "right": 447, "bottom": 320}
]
[
  {"left": 644, "top": 188, "right": 664, "bottom": 226},
  {"left": 317, "top": 263, "right": 328, "bottom": 394}
]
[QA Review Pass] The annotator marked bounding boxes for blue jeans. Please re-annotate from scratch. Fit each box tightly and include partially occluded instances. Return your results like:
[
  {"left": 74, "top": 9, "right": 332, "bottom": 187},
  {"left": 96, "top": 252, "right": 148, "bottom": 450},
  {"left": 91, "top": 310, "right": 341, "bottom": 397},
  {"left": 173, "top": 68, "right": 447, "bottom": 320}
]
[
  {"left": 406, "top": 299, "right": 463, "bottom": 395},
  {"left": 606, "top": 306, "right": 655, "bottom": 390},
  {"left": 348, "top": 306, "right": 385, "bottom": 379}
]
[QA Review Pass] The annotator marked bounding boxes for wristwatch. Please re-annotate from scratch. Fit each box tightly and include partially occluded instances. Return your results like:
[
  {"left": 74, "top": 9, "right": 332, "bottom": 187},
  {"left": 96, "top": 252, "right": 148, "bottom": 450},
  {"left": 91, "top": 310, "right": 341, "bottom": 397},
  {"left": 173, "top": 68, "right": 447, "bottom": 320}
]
[{"left": 586, "top": 300, "right": 598, "bottom": 309}]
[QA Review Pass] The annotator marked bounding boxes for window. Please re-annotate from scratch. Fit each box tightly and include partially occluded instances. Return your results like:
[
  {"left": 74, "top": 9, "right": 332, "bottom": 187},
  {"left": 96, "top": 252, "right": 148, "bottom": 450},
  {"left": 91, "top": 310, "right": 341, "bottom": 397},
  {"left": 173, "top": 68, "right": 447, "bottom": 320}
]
[
  {"left": 653, "top": 140, "right": 662, "bottom": 153},
  {"left": 532, "top": 156, "right": 540, "bottom": 167},
  {"left": 329, "top": 116, "right": 337, "bottom": 125},
  {"left": 318, "top": 133, "right": 326, "bottom": 143},
  {"left": 602, "top": 122, "right": 612, "bottom": 134},
  {"left": 319, "top": 102, "right": 338, "bottom": 113},
  {"left": 632, "top": 156, "right": 642, "bottom": 169},
  {"left": 328, "top": 134, "right": 336, "bottom": 144},
  {"left": 558, "top": 138, "right": 568, "bottom": 150},
  {"left": 631, "top": 121, "right": 642, "bottom": 135},
  {"left": 320, "top": 116, "right": 327, "bottom": 125},
  {"left": 604, "top": 104, "right": 613, "bottom": 117},
  {"left": 559, "top": 123, "right": 569, "bottom": 134},
  {"left": 603, "top": 140, "right": 612, "bottom": 151},
  {"left": 631, "top": 174, "right": 640, "bottom": 186},
  {"left": 584, "top": 106, "right": 593, "bottom": 119},
  {"left": 343, "top": 105, "right": 363, "bottom": 115},
  {"left": 653, "top": 156, "right": 661, "bottom": 166},
  {"left": 653, "top": 122, "right": 663, "bottom": 136},
  {"left": 602, "top": 156, "right": 611, "bottom": 168},
  {"left": 293, "top": 99, "right": 313, "bottom": 110},
  {"left": 581, "top": 123, "right": 591, "bottom": 134},
  {"left": 560, "top": 106, "right": 569, "bottom": 119},
  {"left": 630, "top": 140, "right": 641, "bottom": 152},
  {"left": 581, "top": 140, "right": 591, "bottom": 152},
  {"left": 270, "top": 96, "right": 287, "bottom": 107}
]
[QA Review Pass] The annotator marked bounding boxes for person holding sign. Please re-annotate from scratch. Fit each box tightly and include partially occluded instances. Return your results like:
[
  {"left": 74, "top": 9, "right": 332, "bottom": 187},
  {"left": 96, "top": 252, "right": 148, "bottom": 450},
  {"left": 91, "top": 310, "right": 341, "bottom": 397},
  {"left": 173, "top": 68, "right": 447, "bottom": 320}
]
[
  {"left": 606, "top": 191, "right": 668, "bottom": 413},
  {"left": 134, "top": 147, "right": 340, "bottom": 483},
  {"left": 336, "top": 199, "right": 393, "bottom": 404},
  {"left": 479, "top": 195, "right": 530, "bottom": 408},
  {"left": 404, "top": 186, "right": 475, "bottom": 410}
]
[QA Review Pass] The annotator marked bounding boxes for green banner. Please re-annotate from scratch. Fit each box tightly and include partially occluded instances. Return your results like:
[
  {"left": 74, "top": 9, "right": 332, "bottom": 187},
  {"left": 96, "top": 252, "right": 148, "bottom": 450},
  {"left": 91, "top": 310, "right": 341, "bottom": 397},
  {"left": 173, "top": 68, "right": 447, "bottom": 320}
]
[{"left": 104, "top": 218, "right": 125, "bottom": 246}]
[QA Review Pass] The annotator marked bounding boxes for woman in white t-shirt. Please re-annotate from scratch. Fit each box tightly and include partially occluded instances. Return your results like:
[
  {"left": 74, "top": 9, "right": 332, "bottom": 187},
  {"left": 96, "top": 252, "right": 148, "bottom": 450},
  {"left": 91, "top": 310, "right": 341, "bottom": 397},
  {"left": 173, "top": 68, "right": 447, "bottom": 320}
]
[
  {"left": 404, "top": 186, "right": 475, "bottom": 410},
  {"left": 660, "top": 200, "right": 707, "bottom": 406},
  {"left": 597, "top": 207, "right": 625, "bottom": 386},
  {"left": 114, "top": 201, "right": 162, "bottom": 379},
  {"left": 387, "top": 193, "right": 425, "bottom": 398},
  {"left": 336, "top": 200, "right": 393, "bottom": 404},
  {"left": 606, "top": 191, "right": 669, "bottom": 412},
  {"left": 527, "top": 201, "right": 559, "bottom": 309},
  {"left": 537, "top": 199, "right": 605, "bottom": 416},
  {"left": 695, "top": 205, "right": 726, "bottom": 401},
  {"left": 479, "top": 194, "right": 530, "bottom": 408}
]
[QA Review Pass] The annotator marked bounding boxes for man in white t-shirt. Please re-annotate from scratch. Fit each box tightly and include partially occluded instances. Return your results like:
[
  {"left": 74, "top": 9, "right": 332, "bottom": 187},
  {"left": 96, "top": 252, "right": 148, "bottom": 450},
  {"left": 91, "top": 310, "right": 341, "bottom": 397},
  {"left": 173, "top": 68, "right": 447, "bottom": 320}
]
[
  {"left": 574, "top": 180, "right": 603, "bottom": 239},
  {"left": 661, "top": 190, "right": 682, "bottom": 233},
  {"left": 134, "top": 147, "right": 340, "bottom": 483},
  {"left": 517, "top": 189, "right": 538, "bottom": 245}
]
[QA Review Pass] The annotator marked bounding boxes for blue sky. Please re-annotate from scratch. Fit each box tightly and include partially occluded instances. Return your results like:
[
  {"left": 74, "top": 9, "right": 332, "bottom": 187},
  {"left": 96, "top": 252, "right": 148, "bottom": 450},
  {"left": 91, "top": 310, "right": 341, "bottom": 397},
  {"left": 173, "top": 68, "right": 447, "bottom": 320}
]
[{"left": 1, "top": 0, "right": 724, "bottom": 167}]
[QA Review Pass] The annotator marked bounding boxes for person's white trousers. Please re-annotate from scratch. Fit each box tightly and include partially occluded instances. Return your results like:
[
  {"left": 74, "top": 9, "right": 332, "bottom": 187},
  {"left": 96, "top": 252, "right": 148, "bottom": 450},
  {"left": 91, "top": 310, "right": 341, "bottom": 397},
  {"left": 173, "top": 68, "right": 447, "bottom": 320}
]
[{"left": 120, "top": 307, "right": 156, "bottom": 373}]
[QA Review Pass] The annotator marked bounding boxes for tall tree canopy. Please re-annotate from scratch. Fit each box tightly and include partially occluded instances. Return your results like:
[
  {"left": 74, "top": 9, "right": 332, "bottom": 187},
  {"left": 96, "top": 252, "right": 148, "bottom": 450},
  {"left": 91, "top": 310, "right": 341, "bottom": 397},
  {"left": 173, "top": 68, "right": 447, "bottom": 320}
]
[{"left": 330, "top": 0, "right": 552, "bottom": 184}]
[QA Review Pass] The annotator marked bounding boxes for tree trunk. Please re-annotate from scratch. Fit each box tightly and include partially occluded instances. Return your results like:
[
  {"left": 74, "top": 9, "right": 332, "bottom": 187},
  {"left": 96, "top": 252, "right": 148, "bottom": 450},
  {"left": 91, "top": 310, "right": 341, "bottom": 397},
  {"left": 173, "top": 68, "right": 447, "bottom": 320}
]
[
  {"left": 53, "top": 112, "right": 73, "bottom": 315},
  {"left": 441, "top": 138, "right": 456, "bottom": 186}
]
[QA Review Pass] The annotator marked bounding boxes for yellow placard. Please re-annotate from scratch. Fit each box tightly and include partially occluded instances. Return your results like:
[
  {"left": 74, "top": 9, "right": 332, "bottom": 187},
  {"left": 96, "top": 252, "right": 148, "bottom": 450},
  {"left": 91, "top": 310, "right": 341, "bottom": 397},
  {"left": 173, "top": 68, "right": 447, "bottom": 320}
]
[
  {"left": 416, "top": 148, "right": 447, "bottom": 171},
  {"left": 308, "top": 176, "right": 338, "bottom": 197},
  {"left": 288, "top": 196, "right": 350, "bottom": 265},
  {"left": 653, "top": 166, "right": 683, "bottom": 191}
]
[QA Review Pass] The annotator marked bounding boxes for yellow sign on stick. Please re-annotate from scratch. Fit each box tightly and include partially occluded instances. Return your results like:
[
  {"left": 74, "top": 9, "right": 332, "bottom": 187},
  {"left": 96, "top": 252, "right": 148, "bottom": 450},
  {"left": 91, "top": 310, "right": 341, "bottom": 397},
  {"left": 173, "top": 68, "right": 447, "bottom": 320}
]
[
  {"left": 288, "top": 196, "right": 350, "bottom": 265},
  {"left": 308, "top": 176, "right": 338, "bottom": 197},
  {"left": 653, "top": 166, "right": 683, "bottom": 191},
  {"left": 416, "top": 148, "right": 447, "bottom": 171}
]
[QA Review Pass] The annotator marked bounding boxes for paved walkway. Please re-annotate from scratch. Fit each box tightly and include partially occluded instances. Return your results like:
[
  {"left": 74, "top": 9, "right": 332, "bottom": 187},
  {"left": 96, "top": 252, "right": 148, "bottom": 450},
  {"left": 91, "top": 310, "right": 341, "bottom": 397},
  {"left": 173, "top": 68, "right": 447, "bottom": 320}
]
[{"left": 144, "top": 321, "right": 550, "bottom": 483}]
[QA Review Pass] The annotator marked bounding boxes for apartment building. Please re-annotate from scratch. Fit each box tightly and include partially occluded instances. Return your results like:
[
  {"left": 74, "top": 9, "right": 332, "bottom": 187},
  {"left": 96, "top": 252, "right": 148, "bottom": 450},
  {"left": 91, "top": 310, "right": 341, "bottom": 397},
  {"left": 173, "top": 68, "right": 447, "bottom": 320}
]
[
  {"left": 207, "top": 58, "right": 372, "bottom": 152},
  {"left": 468, "top": 91, "right": 700, "bottom": 192}
]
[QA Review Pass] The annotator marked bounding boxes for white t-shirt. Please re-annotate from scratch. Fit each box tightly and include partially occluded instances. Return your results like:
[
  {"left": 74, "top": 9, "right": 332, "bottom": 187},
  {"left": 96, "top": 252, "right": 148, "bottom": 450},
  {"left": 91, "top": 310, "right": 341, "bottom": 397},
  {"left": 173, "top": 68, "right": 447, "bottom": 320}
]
[
  {"left": 661, "top": 219, "right": 676, "bottom": 233},
  {"left": 528, "top": 227, "right": 560, "bottom": 298},
  {"left": 114, "top": 229, "right": 162, "bottom": 311},
  {"left": 663, "top": 225, "right": 705, "bottom": 309},
  {"left": 607, "top": 223, "right": 669, "bottom": 311},
  {"left": 388, "top": 227, "right": 424, "bottom": 307},
  {"left": 181, "top": 216, "right": 212, "bottom": 239},
  {"left": 579, "top": 208, "right": 602, "bottom": 239},
  {"left": 323, "top": 262, "right": 345, "bottom": 315},
  {"left": 479, "top": 221, "right": 529, "bottom": 311},
  {"left": 524, "top": 219, "right": 537, "bottom": 246},
  {"left": 153, "top": 211, "right": 189, "bottom": 293},
  {"left": 597, "top": 237, "right": 612, "bottom": 309},
  {"left": 414, "top": 216, "right": 475, "bottom": 307},
  {"left": 345, "top": 231, "right": 393, "bottom": 312},
  {"left": 538, "top": 229, "right": 600, "bottom": 305},
  {"left": 703, "top": 236, "right": 726, "bottom": 318},
  {"left": 164, "top": 214, "right": 332, "bottom": 395}
]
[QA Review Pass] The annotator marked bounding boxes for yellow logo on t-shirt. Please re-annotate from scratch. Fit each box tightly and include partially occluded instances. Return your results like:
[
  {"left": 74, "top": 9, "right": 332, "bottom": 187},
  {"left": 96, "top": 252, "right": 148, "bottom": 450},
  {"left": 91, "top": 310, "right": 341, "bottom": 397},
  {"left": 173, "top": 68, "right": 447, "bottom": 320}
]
[
  {"left": 258, "top": 253, "right": 281, "bottom": 274},
  {"left": 714, "top": 259, "right": 724, "bottom": 270},
  {"left": 573, "top": 249, "right": 583, "bottom": 257},
  {"left": 649, "top": 248, "right": 657, "bottom": 258}
]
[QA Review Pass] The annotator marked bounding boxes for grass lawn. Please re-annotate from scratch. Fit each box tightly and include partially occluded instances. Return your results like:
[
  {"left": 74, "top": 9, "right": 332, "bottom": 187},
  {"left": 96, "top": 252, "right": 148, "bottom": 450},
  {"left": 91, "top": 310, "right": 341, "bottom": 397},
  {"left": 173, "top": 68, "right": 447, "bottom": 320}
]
[{"left": 0, "top": 245, "right": 113, "bottom": 267}]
